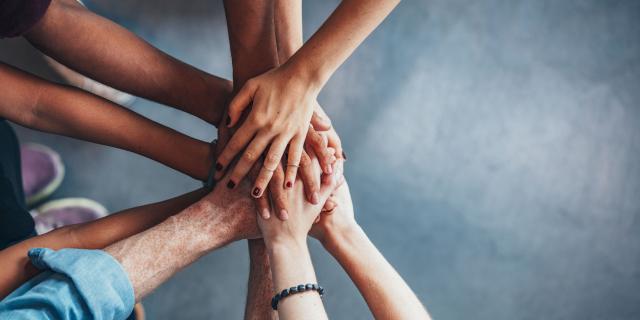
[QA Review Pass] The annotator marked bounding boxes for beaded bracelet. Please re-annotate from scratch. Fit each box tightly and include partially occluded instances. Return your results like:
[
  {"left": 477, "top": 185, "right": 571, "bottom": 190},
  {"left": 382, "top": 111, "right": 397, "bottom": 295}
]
[{"left": 271, "top": 283, "right": 325, "bottom": 310}]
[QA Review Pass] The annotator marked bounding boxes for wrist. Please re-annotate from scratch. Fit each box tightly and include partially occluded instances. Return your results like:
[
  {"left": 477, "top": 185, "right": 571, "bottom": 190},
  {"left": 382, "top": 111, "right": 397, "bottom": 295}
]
[
  {"left": 282, "top": 58, "right": 326, "bottom": 94},
  {"left": 321, "top": 223, "right": 364, "bottom": 253},
  {"left": 266, "top": 234, "right": 308, "bottom": 255}
]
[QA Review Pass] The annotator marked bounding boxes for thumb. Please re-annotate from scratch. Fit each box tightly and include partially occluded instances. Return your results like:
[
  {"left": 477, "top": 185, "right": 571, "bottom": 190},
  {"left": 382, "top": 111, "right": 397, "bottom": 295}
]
[
  {"left": 310, "top": 111, "right": 332, "bottom": 131},
  {"left": 227, "top": 82, "right": 256, "bottom": 127}
]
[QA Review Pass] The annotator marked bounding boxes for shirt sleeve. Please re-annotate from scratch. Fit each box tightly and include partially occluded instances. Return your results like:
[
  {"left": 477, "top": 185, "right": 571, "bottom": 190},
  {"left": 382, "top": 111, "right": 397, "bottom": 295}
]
[{"left": 0, "top": 248, "right": 135, "bottom": 320}]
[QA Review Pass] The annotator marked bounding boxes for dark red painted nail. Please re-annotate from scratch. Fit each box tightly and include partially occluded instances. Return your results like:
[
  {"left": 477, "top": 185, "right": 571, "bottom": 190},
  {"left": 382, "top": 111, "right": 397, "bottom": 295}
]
[
  {"left": 252, "top": 187, "right": 261, "bottom": 197},
  {"left": 286, "top": 181, "right": 292, "bottom": 188},
  {"left": 226, "top": 180, "right": 236, "bottom": 189},
  {"left": 215, "top": 162, "right": 223, "bottom": 171},
  {"left": 226, "top": 116, "right": 231, "bottom": 126}
]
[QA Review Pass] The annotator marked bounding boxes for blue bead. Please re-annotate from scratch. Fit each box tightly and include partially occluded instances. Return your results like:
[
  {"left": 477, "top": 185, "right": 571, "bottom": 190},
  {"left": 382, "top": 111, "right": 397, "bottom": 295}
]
[
  {"left": 290, "top": 286, "right": 298, "bottom": 293},
  {"left": 306, "top": 284, "right": 313, "bottom": 290},
  {"left": 297, "top": 285, "right": 305, "bottom": 291},
  {"left": 281, "top": 289, "right": 289, "bottom": 297}
]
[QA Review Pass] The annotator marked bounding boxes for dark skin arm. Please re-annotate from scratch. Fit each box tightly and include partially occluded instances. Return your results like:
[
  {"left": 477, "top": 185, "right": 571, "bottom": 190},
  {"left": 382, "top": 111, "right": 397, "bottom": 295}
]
[
  {"left": 0, "top": 62, "right": 214, "bottom": 180},
  {"left": 24, "top": 0, "right": 232, "bottom": 126}
]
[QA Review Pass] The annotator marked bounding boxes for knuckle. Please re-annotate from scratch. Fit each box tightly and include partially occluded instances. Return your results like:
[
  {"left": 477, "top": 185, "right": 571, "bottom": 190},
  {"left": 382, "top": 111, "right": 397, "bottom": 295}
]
[
  {"left": 266, "top": 153, "right": 281, "bottom": 164},
  {"left": 242, "top": 150, "right": 257, "bottom": 162}
]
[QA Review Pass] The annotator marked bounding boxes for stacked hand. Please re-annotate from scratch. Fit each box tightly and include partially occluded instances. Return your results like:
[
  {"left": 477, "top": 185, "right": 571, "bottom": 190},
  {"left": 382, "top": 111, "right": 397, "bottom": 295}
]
[{"left": 213, "top": 68, "right": 344, "bottom": 221}]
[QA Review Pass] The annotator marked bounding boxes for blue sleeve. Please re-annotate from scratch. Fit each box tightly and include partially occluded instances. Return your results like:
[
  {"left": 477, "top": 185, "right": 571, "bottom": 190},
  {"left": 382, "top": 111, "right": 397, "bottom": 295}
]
[{"left": 0, "top": 248, "right": 135, "bottom": 320}]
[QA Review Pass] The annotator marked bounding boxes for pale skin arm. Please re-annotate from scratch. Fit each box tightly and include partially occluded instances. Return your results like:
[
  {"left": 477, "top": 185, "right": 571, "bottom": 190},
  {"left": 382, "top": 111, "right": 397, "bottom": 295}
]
[
  {"left": 217, "top": 0, "right": 398, "bottom": 194},
  {"left": 0, "top": 188, "right": 207, "bottom": 299},
  {"left": 310, "top": 183, "right": 431, "bottom": 319},
  {"left": 257, "top": 156, "right": 344, "bottom": 319},
  {"left": 24, "top": 0, "right": 231, "bottom": 126},
  {"left": 0, "top": 62, "right": 214, "bottom": 180}
]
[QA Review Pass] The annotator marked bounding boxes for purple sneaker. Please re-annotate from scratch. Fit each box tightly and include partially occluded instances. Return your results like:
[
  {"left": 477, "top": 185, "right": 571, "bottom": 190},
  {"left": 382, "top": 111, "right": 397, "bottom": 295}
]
[
  {"left": 21, "top": 144, "right": 65, "bottom": 206},
  {"left": 31, "top": 198, "right": 108, "bottom": 234}
]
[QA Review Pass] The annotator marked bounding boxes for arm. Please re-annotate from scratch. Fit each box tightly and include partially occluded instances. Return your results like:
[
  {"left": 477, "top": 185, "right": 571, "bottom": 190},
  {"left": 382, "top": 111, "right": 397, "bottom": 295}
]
[
  {"left": 0, "top": 188, "right": 207, "bottom": 299},
  {"left": 257, "top": 157, "right": 344, "bottom": 319},
  {"left": 244, "top": 240, "right": 279, "bottom": 320},
  {"left": 220, "top": 0, "right": 329, "bottom": 222},
  {"left": 24, "top": 0, "right": 231, "bottom": 125},
  {"left": 105, "top": 171, "right": 261, "bottom": 301},
  {"left": 310, "top": 183, "right": 431, "bottom": 319},
  {"left": 216, "top": 0, "right": 397, "bottom": 192},
  {"left": 0, "top": 62, "right": 214, "bottom": 180}
]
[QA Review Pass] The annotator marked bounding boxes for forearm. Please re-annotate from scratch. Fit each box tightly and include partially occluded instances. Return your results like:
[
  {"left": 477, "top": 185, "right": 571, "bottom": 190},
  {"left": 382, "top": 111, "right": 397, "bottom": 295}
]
[
  {"left": 267, "top": 238, "right": 327, "bottom": 320},
  {"left": 323, "top": 225, "right": 431, "bottom": 319},
  {"left": 0, "top": 63, "right": 213, "bottom": 180},
  {"left": 105, "top": 199, "right": 234, "bottom": 301},
  {"left": 284, "top": 0, "right": 399, "bottom": 89},
  {"left": 244, "top": 240, "right": 279, "bottom": 320},
  {"left": 274, "top": 0, "right": 303, "bottom": 63},
  {"left": 25, "top": 0, "right": 231, "bottom": 125},
  {"left": 0, "top": 188, "right": 206, "bottom": 299}
]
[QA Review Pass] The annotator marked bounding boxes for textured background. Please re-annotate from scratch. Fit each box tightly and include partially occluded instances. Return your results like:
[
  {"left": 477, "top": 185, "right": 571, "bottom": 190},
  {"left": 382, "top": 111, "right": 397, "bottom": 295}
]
[{"left": 1, "top": 0, "right": 640, "bottom": 319}]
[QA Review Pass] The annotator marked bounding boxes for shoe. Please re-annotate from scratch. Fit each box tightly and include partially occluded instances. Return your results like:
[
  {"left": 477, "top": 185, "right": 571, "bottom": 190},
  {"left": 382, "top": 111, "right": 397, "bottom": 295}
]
[
  {"left": 31, "top": 198, "right": 108, "bottom": 234},
  {"left": 21, "top": 144, "right": 65, "bottom": 206}
]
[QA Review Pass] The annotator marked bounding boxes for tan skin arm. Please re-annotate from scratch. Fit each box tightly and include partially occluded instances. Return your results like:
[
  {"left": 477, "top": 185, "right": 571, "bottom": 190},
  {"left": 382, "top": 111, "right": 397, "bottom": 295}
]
[
  {"left": 0, "top": 188, "right": 207, "bottom": 299},
  {"left": 216, "top": 0, "right": 399, "bottom": 197},
  {"left": 24, "top": 0, "right": 231, "bottom": 126},
  {"left": 0, "top": 63, "right": 214, "bottom": 180}
]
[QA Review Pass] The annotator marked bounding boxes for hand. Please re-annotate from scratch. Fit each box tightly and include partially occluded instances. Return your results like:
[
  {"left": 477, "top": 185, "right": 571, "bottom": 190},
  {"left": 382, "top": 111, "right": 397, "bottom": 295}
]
[
  {"left": 258, "top": 159, "right": 345, "bottom": 245},
  {"left": 310, "top": 181, "right": 356, "bottom": 246},
  {"left": 215, "top": 114, "right": 333, "bottom": 221},
  {"left": 199, "top": 168, "right": 261, "bottom": 242},
  {"left": 215, "top": 65, "right": 327, "bottom": 196},
  {"left": 312, "top": 103, "right": 345, "bottom": 161}
]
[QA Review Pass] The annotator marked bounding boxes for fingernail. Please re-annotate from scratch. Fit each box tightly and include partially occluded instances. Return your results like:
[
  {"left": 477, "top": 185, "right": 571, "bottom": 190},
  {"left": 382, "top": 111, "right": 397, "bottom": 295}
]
[
  {"left": 286, "top": 181, "right": 292, "bottom": 188},
  {"left": 342, "top": 151, "right": 347, "bottom": 160},
  {"left": 215, "top": 162, "right": 223, "bottom": 171},
  {"left": 226, "top": 116, "right": 231, "bottom": 126},
  {"left": 311, "top": 192, "right": 319, "bottom": 204},
  {"left": 252, "top": 187, "right": 261, "bottom": 197},
  {"left": 226, "top": 180, "right": 236, "bottom": 189},
  {"left": 280, "top": 209, "right": 289, "bottom": 220},
  {"left": 261, "top": 208, "right": 270, "bottom": 219}
]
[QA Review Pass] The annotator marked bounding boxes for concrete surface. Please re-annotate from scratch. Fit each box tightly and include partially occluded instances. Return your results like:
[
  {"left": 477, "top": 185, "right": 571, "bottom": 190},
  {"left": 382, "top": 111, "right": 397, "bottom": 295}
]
[{"left": 1, "top": 0, "right": 639, "bottom": 319}]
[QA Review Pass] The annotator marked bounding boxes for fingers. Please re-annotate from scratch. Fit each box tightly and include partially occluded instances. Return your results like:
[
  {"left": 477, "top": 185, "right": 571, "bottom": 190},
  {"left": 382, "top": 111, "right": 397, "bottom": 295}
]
[
  {"left": 319, "top": 160, "right": 345, "bottom": 199},
  {"left": 322, "top": 196, "right": 338, "bottom": 214},
  {"left": 284, "top": 134, "right": 305, "bottom": 189},
  {"left": 252, "top": 135, "right": 289, "bottom": 196},
  {"left": 256, "top": 193, "right": 270, "bottom": 219},
  {"left": 268, "top": 165, "right": 289, "bottom": 220},
  {"left": 298, "top": 151, "right": 320, "bottom": 204},
  {"left": 227, "top": 133, "right": 271, "bottom": 189},
  {"left": 215, "top": 121, "right": 259, "bottom": 180},
  {"left": 227, "top": 80, "right": 256, "bottom": 127},
  {"left": 306, "top": 126, "right": 333, "bottom": 174},
  {"left": 310, "top": 110, "right": 332, "bottom": 131}
]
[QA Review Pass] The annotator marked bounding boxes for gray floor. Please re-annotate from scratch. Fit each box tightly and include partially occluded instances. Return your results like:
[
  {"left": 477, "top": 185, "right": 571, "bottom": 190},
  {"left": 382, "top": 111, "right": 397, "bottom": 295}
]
[{"left": 1, "top": 0, "right": 640, "bottom": 319}]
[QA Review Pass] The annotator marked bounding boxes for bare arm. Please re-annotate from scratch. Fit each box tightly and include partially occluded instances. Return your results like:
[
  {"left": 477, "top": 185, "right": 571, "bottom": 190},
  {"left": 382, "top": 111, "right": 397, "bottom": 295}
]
[
  {"left": 24, "top": 0, "right": 231, "bottom": 125},
  {"left": 311, "top": 183, "right": 431, "bottom": 320},
  {"left": 0, "top": 62, "right": 214, "bottom": 180},
  {"left": 0, "top": 188, "right": 207, "bottom": 299},
  {"left": 105, "top": 172, "right": 260, "bottom": 301},
  {"left": 216, "top": 0, "right": 397, "bottom": 191},
  {"left": 244, "top": 240, "right": 279, "bottom": 320}
]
